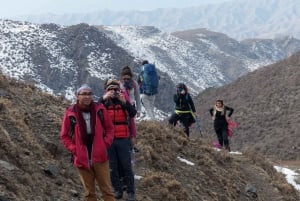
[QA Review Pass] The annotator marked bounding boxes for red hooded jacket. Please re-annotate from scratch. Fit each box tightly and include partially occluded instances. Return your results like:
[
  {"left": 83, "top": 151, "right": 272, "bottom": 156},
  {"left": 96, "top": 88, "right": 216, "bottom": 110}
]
[{"left": 60, "top": 103, "right": 114, "bottom": 169}]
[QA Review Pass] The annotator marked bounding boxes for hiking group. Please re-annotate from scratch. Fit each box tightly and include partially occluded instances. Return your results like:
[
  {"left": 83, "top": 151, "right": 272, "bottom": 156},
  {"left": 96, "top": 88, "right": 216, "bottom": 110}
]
[{"left": 60, "top": 60, "right": 235, "bottom": 201}]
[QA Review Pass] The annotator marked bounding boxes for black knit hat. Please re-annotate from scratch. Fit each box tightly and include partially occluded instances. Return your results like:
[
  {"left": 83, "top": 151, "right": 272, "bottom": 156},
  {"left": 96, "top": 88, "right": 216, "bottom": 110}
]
[{"left": 142, "top": 60, "right": 149, "bottom": 65}]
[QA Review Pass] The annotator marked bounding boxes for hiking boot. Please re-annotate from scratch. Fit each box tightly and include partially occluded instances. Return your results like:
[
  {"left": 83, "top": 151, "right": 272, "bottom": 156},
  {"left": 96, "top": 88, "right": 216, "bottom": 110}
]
[
  {"left": 114, "top": 191, "right": 123, "bottom": 199},
  {"left": 126, "top": 193, "right": 135, "bottom": 201},
  {"left": 133, "top": 146, "right": 139, "bottom": 153},
  {"left": 122, "top": 184, "right": 128, "bottom": 192},
  {"left": 225, "top": 145, "right": 231, "bottom": 152}
]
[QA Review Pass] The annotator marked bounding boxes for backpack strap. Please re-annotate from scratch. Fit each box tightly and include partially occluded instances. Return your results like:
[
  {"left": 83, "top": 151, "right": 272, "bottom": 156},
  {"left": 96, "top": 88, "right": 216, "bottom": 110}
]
[
  {"left": 68, "top": 110, "right": 106, "bottom": 163},
  {"left": 97, "top": 109, "right": 106, "bottom": 137},
  {"left": 69, "top": 116, "right": 76, "bottom": 139},
  {"left": 132, "top": 80, "right": 137, "bottom": 90},
  {"left": 68, "top": 116, "right": 76, "bottom": 163},
  {"left": 69, "top": 110, "right": 106, "bottom": 138}
]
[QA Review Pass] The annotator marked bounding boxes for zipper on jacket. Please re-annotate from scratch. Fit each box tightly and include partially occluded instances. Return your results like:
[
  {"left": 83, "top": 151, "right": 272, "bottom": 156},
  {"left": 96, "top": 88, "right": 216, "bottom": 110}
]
[{"left": 89, "top": 138, "right": 94, "bottom": 168}]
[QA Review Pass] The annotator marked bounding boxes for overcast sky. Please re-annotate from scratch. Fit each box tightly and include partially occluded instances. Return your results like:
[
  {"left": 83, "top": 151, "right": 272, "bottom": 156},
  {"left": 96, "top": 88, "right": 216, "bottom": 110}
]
[{"left": 0, "top": 0, "right": 231, "bottom": 18}]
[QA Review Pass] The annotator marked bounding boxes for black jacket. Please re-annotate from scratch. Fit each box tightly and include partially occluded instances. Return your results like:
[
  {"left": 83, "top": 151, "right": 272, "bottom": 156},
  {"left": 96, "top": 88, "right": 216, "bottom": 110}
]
[
  {"left": 209, "top": 106, "right": 234, "bottom": 127},
  {"left": 173, "top": 93, "right": 196, "bottom": 112}
]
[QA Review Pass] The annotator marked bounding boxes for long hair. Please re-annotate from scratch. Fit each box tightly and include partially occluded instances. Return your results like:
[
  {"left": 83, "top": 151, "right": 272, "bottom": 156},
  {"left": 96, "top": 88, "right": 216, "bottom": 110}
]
[
  {"left": 213, "top": 99, "right": 225, "bottom": 116},
  {"left": 120, "top": 66, "right": 133, "bottom": 78},
  {"left": 176, "top": 83, "right": 188, "bottom": 93}
]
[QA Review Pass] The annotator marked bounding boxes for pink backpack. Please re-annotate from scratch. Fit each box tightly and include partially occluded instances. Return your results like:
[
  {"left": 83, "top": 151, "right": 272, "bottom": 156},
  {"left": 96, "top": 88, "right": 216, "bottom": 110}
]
[{"left": 227, "top": 120, "right": 238, "bottom": 137}]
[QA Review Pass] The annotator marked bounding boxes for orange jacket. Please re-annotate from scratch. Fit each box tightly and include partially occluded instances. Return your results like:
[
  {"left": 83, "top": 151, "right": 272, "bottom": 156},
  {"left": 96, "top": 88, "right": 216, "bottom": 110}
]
[{"left": 106, "top": 104, "right": 130, "bottom": 138}]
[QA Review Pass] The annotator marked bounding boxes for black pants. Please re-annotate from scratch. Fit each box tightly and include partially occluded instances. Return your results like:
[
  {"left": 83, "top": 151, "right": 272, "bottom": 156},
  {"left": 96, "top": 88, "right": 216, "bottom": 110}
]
[
  {"left": 108, "top": 138, "right": 135, "bottom": 194},
  {"left": 214, "top": 124, "right": 229, "bottom": 148},
  {"left": 169, "top": 113, "right": 193, "bottom": 137}
]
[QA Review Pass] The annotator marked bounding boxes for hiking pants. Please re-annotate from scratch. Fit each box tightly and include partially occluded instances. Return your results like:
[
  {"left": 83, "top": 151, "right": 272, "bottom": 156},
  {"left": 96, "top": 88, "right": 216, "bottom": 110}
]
[
  {"left": 77, "top": 161, "right": 115, "bottom": 201},
  {"left": 141, "top": 94, "right": 155, "bottom": 119},
  {"left": 169, "top": 113, "right": 191, "bottom": 137},
  {"left": 108, "top": 138, "right": 135, "bottom": 194},
  {"left": 214, "top": 124, "right": 229, "bottom": 148}
]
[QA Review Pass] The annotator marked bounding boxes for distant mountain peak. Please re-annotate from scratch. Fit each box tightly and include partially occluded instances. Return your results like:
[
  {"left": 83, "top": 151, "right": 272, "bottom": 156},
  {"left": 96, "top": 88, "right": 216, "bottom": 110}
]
[
  {"left": 10, "top": 0, "right": 300, "bottom": 40},
  {"left": 1, "top": 20, "right": 300, "bottom": 113}
]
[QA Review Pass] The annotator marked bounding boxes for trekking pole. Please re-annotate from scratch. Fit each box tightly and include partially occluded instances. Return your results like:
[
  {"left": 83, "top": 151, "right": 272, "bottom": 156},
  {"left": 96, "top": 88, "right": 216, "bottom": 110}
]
[{"left": 195, "top": 116, "right": 203, "bottom": 137}]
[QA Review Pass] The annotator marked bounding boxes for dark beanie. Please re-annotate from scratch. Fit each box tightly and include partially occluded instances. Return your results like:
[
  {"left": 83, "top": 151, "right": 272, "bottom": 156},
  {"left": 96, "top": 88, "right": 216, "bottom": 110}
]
[{"left": 142, "top": 60, "right": 149, "bottom": 65}]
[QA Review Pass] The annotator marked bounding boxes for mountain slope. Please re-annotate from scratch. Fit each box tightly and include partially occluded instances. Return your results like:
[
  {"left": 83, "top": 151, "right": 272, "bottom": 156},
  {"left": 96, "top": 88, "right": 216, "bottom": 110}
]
[
  {"left": 101, "top": 25, "right": 300, "bottom": 92},
  {"left": 0, "top": 20, "right": 135, "bottom": 100},
  {"left": 13, "top": 0, "right": 300, "bottom": 40},
  {"left": 0, "top": 73, "right": 299, "bottom": 200},
  {"left": 195, "top": 51, "right": 300, "bottom": 161},
  {"left": 1, "top": 20, "right": 300, "bottom": 114},
  {"left": 0, "top": 74, "right": 75, "bottom": 200},
  {"left": 0, "top": 20, "right": 175, "bottom": 112}
]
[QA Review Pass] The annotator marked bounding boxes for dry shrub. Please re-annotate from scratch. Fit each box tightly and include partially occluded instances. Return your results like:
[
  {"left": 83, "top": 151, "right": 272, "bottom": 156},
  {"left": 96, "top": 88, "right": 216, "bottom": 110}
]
[
  {"left": 175, "top": 135, "right": 189, "bottom": 146},
  {"left": 276, "top": 183, "right": 295, "bottom": 194},
  {"left": 244, "top": 149, "right": 275, "bottom": 173},
  {"left": 0, "top": 98, "right": 12, "bottom": 110},
  {"left": 0, "top": 74, "right": 9, "bottom": 88},
  {"left": 141, "top": 172, "right": 188, "bottom": 201},
  {"left": 142, "top": 172, "right": 166, "bottom": 187},
  {"left": 22, "top": 85, "right": 34, "bottom": 94},
  {"left": 138, "top": 145, "right": 154, "bottom": 162},
  {"left": 166, "top": 180, "right": 181, "bottom": 191}
]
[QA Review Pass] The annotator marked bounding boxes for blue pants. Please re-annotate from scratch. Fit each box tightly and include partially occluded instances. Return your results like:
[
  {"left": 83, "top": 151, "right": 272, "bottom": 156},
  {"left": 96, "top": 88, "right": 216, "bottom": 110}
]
[{"left": 108, "top": 138, "right": 135, "bottom": 194}]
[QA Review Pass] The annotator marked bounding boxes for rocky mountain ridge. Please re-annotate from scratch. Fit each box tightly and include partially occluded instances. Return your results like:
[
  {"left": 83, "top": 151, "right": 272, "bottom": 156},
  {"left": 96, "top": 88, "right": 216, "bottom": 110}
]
[
  {"left": 100, "top": 25, "right": 300, "bottom": 93},
  {"left": 12, "top": 0, "right": 300, "bottom": 40},
  {"left": 0, "top": 20, "right": 135, "bottom": 100},
  {"left": 1, "top": 20, "right": 300, "bottom": 113}
]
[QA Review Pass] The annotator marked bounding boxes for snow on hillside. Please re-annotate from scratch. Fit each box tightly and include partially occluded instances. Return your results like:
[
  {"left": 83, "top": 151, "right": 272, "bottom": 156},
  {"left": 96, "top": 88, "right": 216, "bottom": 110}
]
[
  {"left": 1, "top": 19, "right": 300, "bottom": 102},
  {"left": 103, "top": 25, "right": 225, "bottom": 93},
  {"left": 0, "top": 20, "right": 116, "bottom": 100},
  {"left": 0, "top": 20, "right": 39, "bottom": 78},
  {"left": 0, "top": 20, "right": 75, "bottom": 94}
]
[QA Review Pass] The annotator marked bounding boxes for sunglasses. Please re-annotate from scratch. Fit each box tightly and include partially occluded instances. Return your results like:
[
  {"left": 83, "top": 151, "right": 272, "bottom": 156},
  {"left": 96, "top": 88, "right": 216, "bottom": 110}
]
[
  {"left": 122, "top": 77, "right": 131, "bottom": 81},
  {"left": 107, "top": 87, "right": 120, "bottom": 92},
  {"left": 78, "top": 92, "right": 93, "bottom": 96}
]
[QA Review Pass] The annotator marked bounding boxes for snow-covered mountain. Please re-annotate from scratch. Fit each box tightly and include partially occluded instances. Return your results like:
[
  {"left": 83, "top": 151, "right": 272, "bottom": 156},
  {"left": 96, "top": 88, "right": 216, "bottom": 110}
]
[
  {"left": 12, "top": 0, "right": 300, "bottom": 40},
  {"left": 1, "top": 19, "right": 300, "bottom": 113},
  {"left": 0, "top": 20, "right": 135, "bottom": 100},
  {"left": 100, "top": 25, "right": 300, "bottom": 94}
]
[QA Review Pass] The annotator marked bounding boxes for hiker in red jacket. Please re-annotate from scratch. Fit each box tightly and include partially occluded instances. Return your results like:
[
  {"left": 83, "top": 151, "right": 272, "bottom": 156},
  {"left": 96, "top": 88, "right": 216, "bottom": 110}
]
[
  {"left": 60, "top": 84, "right": 115, "bottom": 201},
  {"left": 209, "top": 99, "right": 234, "bottom": 151},
  {"left": 99, "top": 79, "right": 137, "bottom": 201}
]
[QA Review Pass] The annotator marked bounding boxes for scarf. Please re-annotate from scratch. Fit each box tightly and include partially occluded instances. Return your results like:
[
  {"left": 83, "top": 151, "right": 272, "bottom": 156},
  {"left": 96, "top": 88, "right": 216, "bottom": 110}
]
[
  {"left": 74, "top": 102, "right": 96, "bottom": 145},
  {"left": 212, "top": 105, "right": 225, "bottom": 120},
  {"left": 123, "top": 79, "right": 134, "bottom": 90}
]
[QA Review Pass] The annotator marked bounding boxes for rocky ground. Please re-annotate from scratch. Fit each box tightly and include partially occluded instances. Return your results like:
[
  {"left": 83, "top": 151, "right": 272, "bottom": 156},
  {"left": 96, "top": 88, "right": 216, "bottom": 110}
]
[
  {"left": 194, "top": 52, "right": 300, "bottom": 162},
  {"left": 0, "top": 72, "right": 300, "bottom": 200}
]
